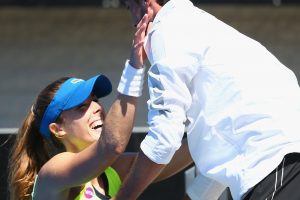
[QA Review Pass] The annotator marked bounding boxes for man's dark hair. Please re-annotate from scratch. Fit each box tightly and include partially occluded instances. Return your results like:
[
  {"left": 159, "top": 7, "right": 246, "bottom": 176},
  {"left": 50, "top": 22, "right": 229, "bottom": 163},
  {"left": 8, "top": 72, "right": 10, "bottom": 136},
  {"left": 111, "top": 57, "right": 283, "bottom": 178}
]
[
  {"left": 156, "top": 0, "right": 169, "bottom": 6},
  {"left": 126, "top": 0, "right": 169, "bottom": 6}
]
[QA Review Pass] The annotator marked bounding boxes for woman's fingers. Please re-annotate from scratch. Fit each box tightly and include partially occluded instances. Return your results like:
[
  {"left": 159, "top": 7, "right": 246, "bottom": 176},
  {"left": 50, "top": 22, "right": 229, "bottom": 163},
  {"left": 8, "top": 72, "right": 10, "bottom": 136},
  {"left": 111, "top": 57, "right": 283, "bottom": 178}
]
[
  {"left": 129, "top": 7, "right": 154, "bottom": 69},
  {"left": 136, "top": 13, "right": 148, "bottom": 29},
  {"left": 134, "top": 23, "right": 147, "bottom": 41},
  {"left": 147, "top": 7, "right": 154, "bottom": 24}
]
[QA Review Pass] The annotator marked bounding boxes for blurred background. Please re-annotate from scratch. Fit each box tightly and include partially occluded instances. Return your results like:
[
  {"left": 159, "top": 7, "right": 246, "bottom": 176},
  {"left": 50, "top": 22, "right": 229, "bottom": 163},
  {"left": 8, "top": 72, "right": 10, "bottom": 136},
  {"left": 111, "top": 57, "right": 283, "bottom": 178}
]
[{"left": 0, "top": 0, "right": 299, "bottom": 199}]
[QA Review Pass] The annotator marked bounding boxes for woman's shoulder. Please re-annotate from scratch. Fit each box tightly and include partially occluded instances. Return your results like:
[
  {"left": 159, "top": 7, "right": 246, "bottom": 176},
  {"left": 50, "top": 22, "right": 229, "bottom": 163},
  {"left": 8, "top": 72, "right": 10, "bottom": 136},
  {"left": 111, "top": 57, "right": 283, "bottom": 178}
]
[
  {"left": 39, "top": 151, "right": 74, "bottom": 177},
  {"left": 33, "top": 151, "right": 80, "bottom": 199}
]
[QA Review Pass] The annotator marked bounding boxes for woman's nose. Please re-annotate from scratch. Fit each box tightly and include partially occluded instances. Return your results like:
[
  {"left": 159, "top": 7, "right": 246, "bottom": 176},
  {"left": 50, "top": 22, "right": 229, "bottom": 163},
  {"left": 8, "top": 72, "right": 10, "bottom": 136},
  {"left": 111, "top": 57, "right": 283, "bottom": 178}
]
[{"left": 91, "top": 101, "right": 102, "bottom": 114}]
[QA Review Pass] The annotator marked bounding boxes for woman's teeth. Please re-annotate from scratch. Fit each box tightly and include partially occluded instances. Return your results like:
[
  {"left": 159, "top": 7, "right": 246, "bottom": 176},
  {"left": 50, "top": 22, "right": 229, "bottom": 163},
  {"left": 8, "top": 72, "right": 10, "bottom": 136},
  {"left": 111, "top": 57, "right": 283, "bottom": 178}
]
[
  {"left": 92, "top": 124, "right": 102, "bottom": 130},
  {"left": 91, "top": 121, "right": 103, "bottom": 130}
]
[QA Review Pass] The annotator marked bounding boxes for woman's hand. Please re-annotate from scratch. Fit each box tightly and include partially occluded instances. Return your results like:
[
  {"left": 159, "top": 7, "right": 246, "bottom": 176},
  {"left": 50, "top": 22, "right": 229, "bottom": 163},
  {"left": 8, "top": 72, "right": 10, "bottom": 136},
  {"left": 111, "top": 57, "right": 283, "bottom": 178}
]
[{"left": 129, "top": 8, "right": 153, "bottom": 69}]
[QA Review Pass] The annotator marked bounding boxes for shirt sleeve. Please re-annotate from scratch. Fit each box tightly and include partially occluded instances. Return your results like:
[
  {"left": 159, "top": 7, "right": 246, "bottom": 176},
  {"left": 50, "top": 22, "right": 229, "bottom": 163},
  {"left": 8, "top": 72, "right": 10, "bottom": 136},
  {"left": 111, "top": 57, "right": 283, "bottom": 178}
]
[{"left": 141, "top": 55, "right": 199, "bottom": 164}]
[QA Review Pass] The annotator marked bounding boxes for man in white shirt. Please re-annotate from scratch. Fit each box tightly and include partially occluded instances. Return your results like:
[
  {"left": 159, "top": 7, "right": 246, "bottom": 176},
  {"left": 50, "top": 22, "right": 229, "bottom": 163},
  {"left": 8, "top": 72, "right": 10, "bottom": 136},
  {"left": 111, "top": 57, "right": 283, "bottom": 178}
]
[{"left": 116, "top": 0, "right": 300, "bottom": 199}]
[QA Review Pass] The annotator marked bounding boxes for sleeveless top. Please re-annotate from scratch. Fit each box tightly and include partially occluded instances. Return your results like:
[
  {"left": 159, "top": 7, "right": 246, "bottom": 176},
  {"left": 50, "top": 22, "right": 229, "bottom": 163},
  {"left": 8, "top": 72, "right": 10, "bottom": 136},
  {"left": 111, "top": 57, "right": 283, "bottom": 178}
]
[{"left": 32, "top": 167, "right": 121, "bottom": 200}]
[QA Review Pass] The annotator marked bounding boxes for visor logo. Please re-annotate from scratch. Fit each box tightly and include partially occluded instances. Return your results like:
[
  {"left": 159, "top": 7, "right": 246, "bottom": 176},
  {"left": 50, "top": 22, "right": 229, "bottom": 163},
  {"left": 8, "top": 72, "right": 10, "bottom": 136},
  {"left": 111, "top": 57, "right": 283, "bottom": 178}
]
[{"left": 71, "top": 79, "right": 84, "bottom": 84}]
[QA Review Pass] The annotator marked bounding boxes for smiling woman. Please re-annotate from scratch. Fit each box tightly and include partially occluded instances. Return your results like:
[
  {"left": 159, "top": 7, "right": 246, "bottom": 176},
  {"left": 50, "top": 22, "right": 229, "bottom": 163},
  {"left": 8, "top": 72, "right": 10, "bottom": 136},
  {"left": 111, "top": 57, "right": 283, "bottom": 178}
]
[
  {"left": 8, "top": 74, "right": 192, "bottom": 200},
  {"left": 8, "top": 75, "right": 118, "bottom": 200},
  {"left": 7, "top": 10, "right": 193, "bottom": 200},
  {"left": 7, "top": 20, "right": 143, "bottom": 199},
  {"left": 40, "top": 76, "right": 110, "bottom": 152}
]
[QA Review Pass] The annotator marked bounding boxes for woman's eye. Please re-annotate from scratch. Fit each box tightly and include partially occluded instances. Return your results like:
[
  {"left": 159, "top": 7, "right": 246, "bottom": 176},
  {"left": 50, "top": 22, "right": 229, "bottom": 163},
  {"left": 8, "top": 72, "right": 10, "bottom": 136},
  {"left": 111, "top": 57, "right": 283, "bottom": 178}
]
[
  {"left": 78, "top": 103, "right": 89, "bottom": 109},
  {"left": 77, "top": 96, "right": 97, "bottom": 110},
  {"left": 92, "top": 98, "right": 99, "bottom": 103}
]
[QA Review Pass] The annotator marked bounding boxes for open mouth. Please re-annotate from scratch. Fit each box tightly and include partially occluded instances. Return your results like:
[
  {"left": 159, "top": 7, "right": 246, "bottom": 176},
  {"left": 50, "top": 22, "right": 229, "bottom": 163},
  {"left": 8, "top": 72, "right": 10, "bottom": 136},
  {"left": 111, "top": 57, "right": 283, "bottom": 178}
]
[
  {"left": 92, "top": 124, "right": 103, "bottom": 130},
  {"left": 90, "top": 120, "right": 103, "bottom": 130}
]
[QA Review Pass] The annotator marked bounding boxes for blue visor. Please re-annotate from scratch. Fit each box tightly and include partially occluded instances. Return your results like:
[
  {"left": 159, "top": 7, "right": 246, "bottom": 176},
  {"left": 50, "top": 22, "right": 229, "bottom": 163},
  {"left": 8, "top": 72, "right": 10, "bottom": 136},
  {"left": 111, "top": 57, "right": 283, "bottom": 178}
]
[{"left": 39, "top": 74, "right": 112, "bottom": 138}]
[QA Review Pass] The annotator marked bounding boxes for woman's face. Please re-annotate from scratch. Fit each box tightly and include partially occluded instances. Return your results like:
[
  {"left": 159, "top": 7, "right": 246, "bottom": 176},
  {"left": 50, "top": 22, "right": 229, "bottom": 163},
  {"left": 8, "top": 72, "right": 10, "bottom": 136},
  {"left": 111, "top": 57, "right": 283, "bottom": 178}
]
[{"left": 59, "top": 95, "right": 105, "bottom": 152}]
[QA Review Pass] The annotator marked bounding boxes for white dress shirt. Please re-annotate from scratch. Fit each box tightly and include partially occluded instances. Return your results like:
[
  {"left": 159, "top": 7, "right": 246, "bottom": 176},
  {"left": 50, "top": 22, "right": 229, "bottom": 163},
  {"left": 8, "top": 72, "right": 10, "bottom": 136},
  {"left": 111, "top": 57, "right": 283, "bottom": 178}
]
[{"left": 141, "top": 0, "right": 300, "bottom": 199}]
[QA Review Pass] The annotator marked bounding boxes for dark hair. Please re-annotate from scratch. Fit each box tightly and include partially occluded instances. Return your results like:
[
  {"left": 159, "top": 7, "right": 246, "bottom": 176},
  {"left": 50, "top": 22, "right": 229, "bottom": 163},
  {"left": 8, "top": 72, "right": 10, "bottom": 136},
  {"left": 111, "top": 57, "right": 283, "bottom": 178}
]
[
  {"left": 8, "top": 77, "right": 69, "bottom": 200},
  {"left": 129, "top": 0, "right": 169, "bottom": 6},
  {"left": 156, "top": 0, "right": 169, "bottom": 6}
]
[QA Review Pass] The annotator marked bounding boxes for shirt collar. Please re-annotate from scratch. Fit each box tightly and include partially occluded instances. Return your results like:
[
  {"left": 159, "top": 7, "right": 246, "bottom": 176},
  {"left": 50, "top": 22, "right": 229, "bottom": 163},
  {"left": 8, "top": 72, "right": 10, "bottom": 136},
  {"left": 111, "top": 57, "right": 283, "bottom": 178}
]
[
  {"left": 144, "top": 0, "right": 193, "bottom": 64},
  {"left": 153, "top": 0, "right": 193, "bottom": 24}
]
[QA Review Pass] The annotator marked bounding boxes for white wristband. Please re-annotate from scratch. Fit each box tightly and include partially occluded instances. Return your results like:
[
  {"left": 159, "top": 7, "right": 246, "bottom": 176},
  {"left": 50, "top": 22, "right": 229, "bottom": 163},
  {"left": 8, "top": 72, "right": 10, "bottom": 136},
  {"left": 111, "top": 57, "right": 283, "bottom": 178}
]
[{"left": 117, "top": 60, "right": 145, "bottom": 97}]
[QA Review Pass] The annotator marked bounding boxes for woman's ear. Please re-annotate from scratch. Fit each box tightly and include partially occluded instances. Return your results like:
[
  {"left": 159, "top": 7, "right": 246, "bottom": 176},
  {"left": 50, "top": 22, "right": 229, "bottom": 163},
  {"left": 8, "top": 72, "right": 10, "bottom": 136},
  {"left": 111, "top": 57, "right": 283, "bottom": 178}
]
[{"left": 49, "top": 123, "right": 66, "bottom": 139}]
